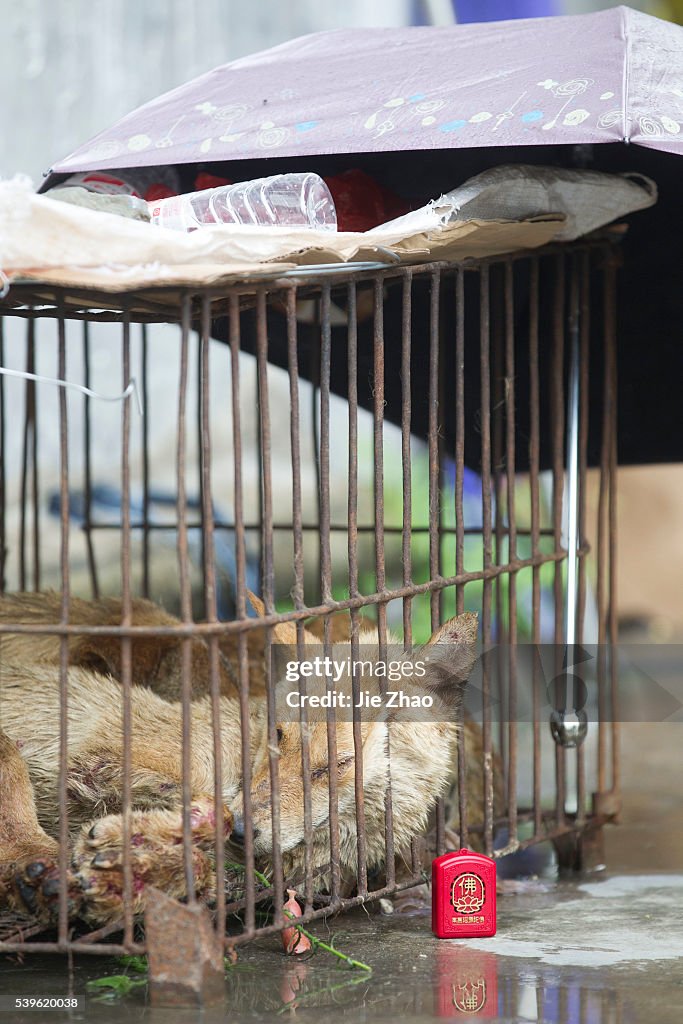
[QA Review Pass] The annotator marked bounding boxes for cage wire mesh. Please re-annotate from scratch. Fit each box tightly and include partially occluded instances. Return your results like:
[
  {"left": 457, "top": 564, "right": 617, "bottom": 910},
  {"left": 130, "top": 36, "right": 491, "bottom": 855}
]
[{"left": 0, "top": 240, "right": 619, "bottom": 957}]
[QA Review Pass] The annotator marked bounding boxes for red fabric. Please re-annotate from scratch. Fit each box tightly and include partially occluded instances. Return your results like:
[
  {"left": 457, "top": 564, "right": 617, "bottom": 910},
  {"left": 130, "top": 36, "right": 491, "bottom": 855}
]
[
  {"left": 324, "top": 169, "right": 409, "bottom": 232},
  {"left": 194, "top": 172, "right": 233, "bottom": 192},
  {"left": 144, "top": 183, "right": 177, "bottom": 202}
]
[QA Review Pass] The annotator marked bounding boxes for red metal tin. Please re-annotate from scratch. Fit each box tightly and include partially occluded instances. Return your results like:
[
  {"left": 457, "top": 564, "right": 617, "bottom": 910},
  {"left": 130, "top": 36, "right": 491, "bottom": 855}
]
[{"left": 432, "top": 849, "right": 497, "bottom": 939}]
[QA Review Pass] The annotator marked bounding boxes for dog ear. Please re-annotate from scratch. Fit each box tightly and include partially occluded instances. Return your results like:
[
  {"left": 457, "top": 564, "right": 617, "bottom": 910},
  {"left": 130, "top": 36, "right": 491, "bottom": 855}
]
[
  {"left": 247, "top": 591, "right": 266, "bottom": 617},
  {"left": 305, "top": 611, "right": 376, "bottom": 642},
  {"left": 419, "top": 612, "right": 479, "bottom": 701},
  {"left": 246, "top": 590, "right": 302, "bottom": 646}
]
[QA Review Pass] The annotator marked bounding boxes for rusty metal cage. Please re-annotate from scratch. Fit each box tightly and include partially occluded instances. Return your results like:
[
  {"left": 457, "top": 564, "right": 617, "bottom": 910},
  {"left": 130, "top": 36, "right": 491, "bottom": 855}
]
[{"left": 0, "top": 240, "right": 619, "bottom": 969}]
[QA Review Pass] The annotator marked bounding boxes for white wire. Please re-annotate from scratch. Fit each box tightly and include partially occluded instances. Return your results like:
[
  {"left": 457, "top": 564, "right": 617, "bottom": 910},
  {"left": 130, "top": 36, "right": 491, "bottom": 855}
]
[{"left": 0, "top": 365, "right": 143, "bottom": 415}]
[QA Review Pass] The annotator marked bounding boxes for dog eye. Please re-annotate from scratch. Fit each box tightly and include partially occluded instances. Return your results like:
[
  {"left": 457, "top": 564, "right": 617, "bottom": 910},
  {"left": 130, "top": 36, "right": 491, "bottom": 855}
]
[
  {"left": 311, "top": 756, "right": 354, "bottom": 781},
  {"left": 276, "top": 727, "right": 284, "bottom": 744},
  {"left": 337, "top": 756, "right": 354, "bottom": 776}
]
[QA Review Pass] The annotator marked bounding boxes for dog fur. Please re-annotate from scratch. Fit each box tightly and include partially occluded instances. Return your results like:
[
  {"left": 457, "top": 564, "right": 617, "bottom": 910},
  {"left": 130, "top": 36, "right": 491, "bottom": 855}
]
[{"left": 0, "top": 591, "right": 480, "bottom": 925}]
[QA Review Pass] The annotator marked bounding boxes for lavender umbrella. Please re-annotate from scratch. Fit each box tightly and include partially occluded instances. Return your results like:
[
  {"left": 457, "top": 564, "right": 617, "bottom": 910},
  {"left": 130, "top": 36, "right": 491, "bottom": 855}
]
[{"left": 45, "top": 5, "right": 682, "bottom": 185}]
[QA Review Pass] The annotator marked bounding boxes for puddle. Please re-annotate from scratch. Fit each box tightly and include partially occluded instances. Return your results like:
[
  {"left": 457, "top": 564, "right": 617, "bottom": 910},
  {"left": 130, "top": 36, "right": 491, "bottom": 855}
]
[{"left": 3, "top": 876, "right": 683, "bottom": 1023}]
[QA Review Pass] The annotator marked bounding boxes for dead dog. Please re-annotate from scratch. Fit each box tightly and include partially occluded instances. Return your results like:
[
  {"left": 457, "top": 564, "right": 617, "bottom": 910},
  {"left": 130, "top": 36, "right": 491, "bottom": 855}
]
[{"left": 0, "top": 592, "right": 479, "bottom": 924}]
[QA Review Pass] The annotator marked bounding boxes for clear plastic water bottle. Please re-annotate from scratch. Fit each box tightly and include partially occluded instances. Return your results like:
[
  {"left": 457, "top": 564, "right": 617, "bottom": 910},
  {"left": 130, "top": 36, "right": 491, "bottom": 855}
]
[{"left": 148, "top": 172, "right": 337, "bottom": 231}]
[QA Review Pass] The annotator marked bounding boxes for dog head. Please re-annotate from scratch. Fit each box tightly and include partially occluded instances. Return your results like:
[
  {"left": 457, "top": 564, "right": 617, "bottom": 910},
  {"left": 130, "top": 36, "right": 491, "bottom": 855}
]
[{"left": 229, "top": 605, "right": 478, "bottom": 873}]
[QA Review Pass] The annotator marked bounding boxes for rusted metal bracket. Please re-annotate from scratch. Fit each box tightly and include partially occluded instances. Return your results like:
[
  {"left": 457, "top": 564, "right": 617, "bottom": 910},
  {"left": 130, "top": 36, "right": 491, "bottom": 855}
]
[
  {"left": 592, "top": 788, "right": 621, "bottom": 821},
  {"left": 145, "top": 889, "right": 224, "bottom": 1008},
  {"left": 552, "top": 823, "right": 606, "bottom": 872}
]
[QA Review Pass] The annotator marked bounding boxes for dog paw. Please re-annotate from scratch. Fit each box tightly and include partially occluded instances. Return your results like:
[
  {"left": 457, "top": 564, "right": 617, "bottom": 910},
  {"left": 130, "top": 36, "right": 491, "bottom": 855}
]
[
  {"left": 8, "top": 857, "right": 83, "bottom": 922},
  {"left": 72, "top": 798, "right": 233, "bottom": 924}
]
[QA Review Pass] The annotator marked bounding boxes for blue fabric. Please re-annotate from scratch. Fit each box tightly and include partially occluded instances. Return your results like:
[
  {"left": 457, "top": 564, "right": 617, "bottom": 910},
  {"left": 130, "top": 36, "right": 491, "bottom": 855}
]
[{"left": 454, "top": 0, "right": 558, "bottom": 20}]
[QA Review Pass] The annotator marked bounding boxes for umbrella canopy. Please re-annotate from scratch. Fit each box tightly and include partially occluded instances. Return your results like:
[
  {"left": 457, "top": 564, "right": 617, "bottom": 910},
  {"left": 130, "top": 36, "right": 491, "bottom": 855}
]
[
  {"left": 41, "top": 6, "right": 683, "bottom": 468},
  {"left": 46, "top": 5, "right": 682, "bottom": 178}
]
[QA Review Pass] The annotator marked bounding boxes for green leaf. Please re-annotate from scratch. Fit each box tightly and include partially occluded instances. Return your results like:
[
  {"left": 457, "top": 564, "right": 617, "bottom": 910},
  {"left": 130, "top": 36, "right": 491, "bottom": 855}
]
[
  {"left": 86, "top": 974, "right": 146, "bottom": 998},
  {"left": 117, "top": 954, "right": 148, "bottom": 974}
]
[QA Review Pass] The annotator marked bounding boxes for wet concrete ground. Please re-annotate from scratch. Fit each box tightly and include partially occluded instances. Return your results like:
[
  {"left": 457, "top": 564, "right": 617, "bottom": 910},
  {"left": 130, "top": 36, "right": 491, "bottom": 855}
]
[
  {"left": 3, "top": 866, "right": 683, "bottom": 1023},
  {"left": 2, "top": 721, "right": 682, "bottom": 1022}
]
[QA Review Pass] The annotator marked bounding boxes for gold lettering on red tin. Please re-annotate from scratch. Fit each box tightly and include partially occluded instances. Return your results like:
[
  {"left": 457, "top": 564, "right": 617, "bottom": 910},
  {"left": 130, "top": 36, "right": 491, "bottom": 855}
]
[{"left": 451, "top": 872, "right": 485, "bottom": 915}]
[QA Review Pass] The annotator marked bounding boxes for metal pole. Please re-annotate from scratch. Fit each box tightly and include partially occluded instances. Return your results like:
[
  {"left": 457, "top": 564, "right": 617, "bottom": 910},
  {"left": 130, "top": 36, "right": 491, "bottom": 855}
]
[
  {"left": 565, "top": 311, "right": 580, "bottom": 653},
  {"left": 551, "top": 265, "right": 587, "bottom": 750}
]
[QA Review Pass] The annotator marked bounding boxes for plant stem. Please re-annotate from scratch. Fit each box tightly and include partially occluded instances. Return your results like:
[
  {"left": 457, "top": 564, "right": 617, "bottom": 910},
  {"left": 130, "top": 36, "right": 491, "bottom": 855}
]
[
  {"left": 225, "top": 860, "right": 271, "bottom": 888},
  {"left": 277, "top": 973, "right": 369, "bottom": 1014},
  {"left": 283, "top": 909, "right": 371, "bottom": 971}
]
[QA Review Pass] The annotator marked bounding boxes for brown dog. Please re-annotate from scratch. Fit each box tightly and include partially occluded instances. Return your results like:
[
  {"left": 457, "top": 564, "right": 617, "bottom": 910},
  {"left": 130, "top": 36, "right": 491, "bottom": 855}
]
[{"left": 0, "top": 592, "right": 480, "bottom": 925}]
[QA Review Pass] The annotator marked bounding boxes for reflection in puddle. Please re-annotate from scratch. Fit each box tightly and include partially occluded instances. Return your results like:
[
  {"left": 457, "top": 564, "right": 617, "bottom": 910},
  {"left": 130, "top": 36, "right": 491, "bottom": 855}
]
[
  {"left": 434, "top": 947, "right": 498, "bottom": 1017},
  {"left": 434, "top": 944, "right": 623, "bottom": 1022}
]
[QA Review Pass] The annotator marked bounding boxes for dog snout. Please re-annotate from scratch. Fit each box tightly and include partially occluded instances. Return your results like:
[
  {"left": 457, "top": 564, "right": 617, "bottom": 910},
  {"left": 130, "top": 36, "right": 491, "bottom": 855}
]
[
  {"left": 230, "top": 812, "right": 261, "bottom": 848},
  {"left": 231, "top": 812, "right": 244, "bottom": 845}
]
